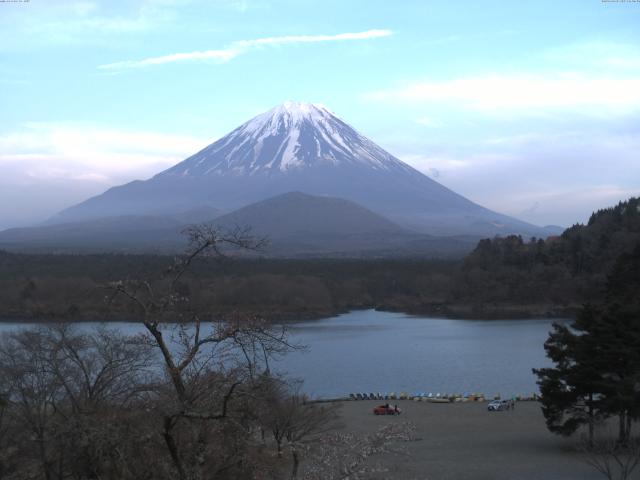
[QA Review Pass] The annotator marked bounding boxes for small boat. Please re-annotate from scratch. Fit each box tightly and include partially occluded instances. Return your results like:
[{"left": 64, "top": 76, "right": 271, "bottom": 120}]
[{"left": 428, "top": 398, "right": 450, "bottom": 403}]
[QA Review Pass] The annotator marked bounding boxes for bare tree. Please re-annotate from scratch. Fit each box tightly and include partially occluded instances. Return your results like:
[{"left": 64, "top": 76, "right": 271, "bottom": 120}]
[
  {"left": 106, "top": 225, "right": 297, "bottom": 480},
  {"left": 284, "top": 398, "right": 339, "bottom": 479},
  {"left": 258, "top": 377, "right": 337, "bottom": 479},
  {"left": 581, "top": 437, "right": 640, "bottom": 480},
  {"left": 0, "top": 390, "right": 18, "bottom": 479},
  {"left": 0, "top": 327, "right": 65, "bottom": 479},
  {"left": 0, "top": 325, "right": 157, "bottom": 480}
]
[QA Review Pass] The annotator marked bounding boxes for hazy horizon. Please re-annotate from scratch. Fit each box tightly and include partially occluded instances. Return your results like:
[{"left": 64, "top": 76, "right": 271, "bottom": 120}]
[{"left": 1, "top": 0, "right": 639, "bottom": 230}]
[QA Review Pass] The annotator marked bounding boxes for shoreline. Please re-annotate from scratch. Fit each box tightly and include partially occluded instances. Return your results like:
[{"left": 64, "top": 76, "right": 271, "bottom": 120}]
[
  {"left": 334, "top": 399, "right": 602, "bottom": 479},
  {"left": 379, "top": 302, "right": 579, "bottom": 320},
  {"left": 0, "top": 302, "right": 577, "bottom": 324}
]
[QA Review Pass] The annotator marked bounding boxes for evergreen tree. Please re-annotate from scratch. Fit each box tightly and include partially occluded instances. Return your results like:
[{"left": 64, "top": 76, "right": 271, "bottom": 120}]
[
  {"left": 534, "top": 307, "right": 604, "bottom": 445},
  {"left": 596, "top": 245, "right": 640, "bottom": 444},
  {"left": 534, "top": 244, "right": 640, "bottom": 445}
]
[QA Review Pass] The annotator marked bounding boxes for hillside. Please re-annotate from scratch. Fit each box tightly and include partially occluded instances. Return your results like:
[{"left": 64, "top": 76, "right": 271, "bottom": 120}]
[
  {"left": 0, "top": 215, "right": 186, "bottom": 253},
  {"left": 0, "top": 198, "right": 635, "bottom": 322},
  {"left": 465, "top": 197, "right": 640, "bottom": 274},
  {"left": 213, "top": 191, "right": 404, "bottom": 237},
  {"left": 451, "top": 197, "right": 640, "bottom": 311},
  {"left": 0, "top": 192, "right": 477, "bottom": 257}
]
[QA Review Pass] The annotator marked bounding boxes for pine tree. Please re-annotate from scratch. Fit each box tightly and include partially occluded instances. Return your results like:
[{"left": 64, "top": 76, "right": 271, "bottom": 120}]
[
  {"left": 534, "top": 307, "right": 604, "bottom": 445},
  {"left": 534, "top": 244, "right": 640, "bottom": 445},
  {"left": 596, "top": 245, "right": 640, "bottom": 444}
]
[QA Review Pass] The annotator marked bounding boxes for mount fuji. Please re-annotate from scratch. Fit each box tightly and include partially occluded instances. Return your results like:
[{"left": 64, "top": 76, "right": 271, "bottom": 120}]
[
  {"left": 49, "top": 101, "right": 548, "bottom": 238},
  {"left": 0, "top": 102, "right": 560, "bottom": 254}
]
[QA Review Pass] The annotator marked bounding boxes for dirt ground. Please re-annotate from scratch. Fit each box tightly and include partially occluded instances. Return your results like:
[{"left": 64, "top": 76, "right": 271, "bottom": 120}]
[{"left": 335, "top": 400, "right": 605, "bottom": 480}]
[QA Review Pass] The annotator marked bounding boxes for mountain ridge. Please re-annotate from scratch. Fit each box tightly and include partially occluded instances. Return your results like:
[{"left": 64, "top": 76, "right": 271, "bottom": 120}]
[
  {"left": 212, "top": 191, "right": 406, "bottom": 237},
  {"left": 46, "top": 101, "right": 558, "bottom": 238},
  {"left": 0, "top": 192, "right": 477, "bottom": 256}
]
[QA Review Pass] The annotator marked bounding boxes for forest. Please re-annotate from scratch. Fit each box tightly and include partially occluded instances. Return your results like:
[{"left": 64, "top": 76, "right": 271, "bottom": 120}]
[{"left": 0, "top": 197, "right": 638, "bottom": 322}]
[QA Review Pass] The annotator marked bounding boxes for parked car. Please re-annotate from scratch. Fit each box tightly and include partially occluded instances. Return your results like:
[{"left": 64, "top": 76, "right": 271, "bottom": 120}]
[
  {"left": 373, "top": 404, "right": 401, "bottom": 415},
  {"left": 487, "top": 400, "right": 509, "bottom": 411}
]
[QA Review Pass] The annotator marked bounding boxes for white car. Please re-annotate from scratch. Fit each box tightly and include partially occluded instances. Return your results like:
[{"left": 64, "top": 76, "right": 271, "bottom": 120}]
[{"left": 487, "top": 400, "right": 509, "bottom": 411}]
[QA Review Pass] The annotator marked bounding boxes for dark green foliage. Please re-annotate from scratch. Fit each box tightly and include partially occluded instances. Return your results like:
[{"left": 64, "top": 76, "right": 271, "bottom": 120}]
[
  {"left": 0, "top": 254, "right": 459, "bottom": 321},
  {"left": 534, "top": 306, "right": 605, "bottom": 442},
  {"left": 461, "top": 197, "right": 640, "bottom": 308},
  {"left": 534, "top": 243, "right": 640, "bottom": 444},
  {"left": 466, "top": 197, "right": 640, "bottom": 273},
  {"left": 606, "top": 244, "right": 640, "bottom": 309}
]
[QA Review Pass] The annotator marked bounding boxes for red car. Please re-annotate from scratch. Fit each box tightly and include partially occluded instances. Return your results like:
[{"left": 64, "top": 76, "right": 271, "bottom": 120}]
[{"left": 373, "top": 405, "right": 401, "bottom": 415}]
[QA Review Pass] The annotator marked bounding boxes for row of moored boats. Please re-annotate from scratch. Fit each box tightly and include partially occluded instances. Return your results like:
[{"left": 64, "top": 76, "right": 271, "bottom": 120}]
[{"left": 349, "top": 392, "right": 539, "bottom": 402}]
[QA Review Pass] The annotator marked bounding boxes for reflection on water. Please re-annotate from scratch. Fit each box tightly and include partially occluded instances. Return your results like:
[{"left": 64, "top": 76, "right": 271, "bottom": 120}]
[
  {"left": 0, "top": 310, "right": 565, "bottom": 399},
  {"left": 273, "top": 310, "right": 565, "bottom": 399}
]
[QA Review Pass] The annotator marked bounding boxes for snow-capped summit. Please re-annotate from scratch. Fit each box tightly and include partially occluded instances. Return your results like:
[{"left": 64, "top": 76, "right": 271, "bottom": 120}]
[
  {"left": 50, "top": 102, "right": 551, "bottom": 239},
  {"left": 161, "top": 101, "right": 414, "bottom": 176},
  {"left": 260, "top": 100, "right": 333, "bottom": 124}
]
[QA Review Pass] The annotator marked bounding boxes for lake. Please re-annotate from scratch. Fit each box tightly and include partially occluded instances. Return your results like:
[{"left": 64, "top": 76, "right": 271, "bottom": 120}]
[
  {"left": 276, "top": 309, "right": 562, "bottom": 398},
  {"left": 0, "top": 309, "right": 563, "bottom": 399}
]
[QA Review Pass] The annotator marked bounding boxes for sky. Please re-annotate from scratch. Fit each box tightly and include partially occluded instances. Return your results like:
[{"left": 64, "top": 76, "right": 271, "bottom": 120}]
[{"left": 1, "top": 0, "right": 639, "bottom": 230}]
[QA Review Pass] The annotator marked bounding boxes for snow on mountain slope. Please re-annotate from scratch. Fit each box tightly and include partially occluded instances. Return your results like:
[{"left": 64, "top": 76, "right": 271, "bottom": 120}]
[{"left": 161, "top": 101, "right": 415, "bottom": 176}]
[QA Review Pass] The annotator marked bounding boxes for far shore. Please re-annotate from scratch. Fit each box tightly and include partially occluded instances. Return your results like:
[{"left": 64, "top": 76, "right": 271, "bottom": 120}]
[{"left": 0, "top": 302, "right": 578, "bottom": 324}]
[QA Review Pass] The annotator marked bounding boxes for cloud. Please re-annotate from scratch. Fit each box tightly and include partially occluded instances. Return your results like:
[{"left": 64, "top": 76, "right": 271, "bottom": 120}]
[
  {"left": 0, "top": 122, "right": 216, "bottom": 228},
  {"left": 403, "top": 153, "right": 638, "bottom": 226},
  {"left": 501, "top": 186, "right": 640, "bottom": 227},
  {"left": 99, "top": 49, "right": 240, "bottom": 70},
  {"left": 414, "top": 116, "right": 441, "bottom": 127},
  {"left": 232, "top": 29, "right": 392, "bottom": 47},
  {"left": 543, "top": 41, "right": 640, "bottom": 71},
  {"left": 394, "top": 123, "right": 640, "bottom": 227},
  {"left": 365, "top": 73, "right": 640, "bottom": 113},
  {"left": 0, "top": 1, "right": 173, "bottom": 51},
  {"left": 98, "top": 29, "right": 393, "bottom": 70},
  {"left": 0, "top": 123, "right": 209, "bottom": 184}
]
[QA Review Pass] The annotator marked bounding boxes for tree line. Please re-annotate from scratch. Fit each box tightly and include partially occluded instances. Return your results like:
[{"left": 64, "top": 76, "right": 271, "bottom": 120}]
[{"left": 2, "top": 198, "right": 638, "bottom": 322}]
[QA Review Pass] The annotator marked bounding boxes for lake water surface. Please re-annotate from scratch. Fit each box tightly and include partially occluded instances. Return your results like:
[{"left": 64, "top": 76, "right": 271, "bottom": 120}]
[
  {"left": 0, "top": 309, "right": 563, "bottom": 399},
  {"left": 276, "top": 309, "right": 562, "bottom": 398}
]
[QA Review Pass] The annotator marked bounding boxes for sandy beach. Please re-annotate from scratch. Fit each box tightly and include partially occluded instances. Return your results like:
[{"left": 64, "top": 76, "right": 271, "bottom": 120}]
[{"left": 335, "top": 400, "right": 604, "bottom": 480}]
